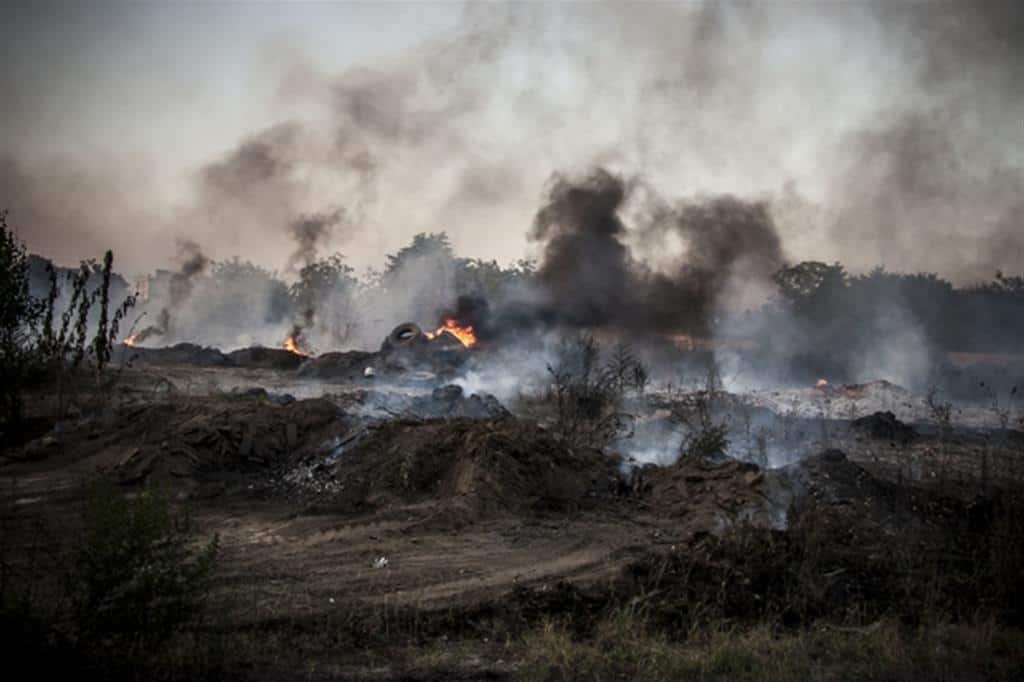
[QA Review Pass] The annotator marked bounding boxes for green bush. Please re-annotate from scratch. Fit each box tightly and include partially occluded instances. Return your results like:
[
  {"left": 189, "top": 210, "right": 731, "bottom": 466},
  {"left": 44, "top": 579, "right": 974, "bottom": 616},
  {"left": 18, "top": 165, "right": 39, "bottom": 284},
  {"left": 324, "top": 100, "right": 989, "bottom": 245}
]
[
  {"left": 0, "top": 210, "right": 42, "bottom": 433},
  {"left": 73, "top": 481, "right": 219, "bottom": 651}
]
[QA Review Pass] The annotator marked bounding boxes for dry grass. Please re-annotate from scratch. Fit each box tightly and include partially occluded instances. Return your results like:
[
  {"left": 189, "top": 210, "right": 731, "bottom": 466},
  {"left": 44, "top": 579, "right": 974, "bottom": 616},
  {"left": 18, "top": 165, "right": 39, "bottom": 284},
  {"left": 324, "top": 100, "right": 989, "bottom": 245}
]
[{"left": 518, "top": 609, "right": 1024, "bottom": 682}]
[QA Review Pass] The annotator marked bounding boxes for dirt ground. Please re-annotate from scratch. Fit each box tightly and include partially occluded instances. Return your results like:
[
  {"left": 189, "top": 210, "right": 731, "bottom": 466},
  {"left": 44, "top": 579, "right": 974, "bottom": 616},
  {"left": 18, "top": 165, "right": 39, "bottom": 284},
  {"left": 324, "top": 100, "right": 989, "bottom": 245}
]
[{"left": 3, "top": 359, "right": 1023, "bottom": 680}]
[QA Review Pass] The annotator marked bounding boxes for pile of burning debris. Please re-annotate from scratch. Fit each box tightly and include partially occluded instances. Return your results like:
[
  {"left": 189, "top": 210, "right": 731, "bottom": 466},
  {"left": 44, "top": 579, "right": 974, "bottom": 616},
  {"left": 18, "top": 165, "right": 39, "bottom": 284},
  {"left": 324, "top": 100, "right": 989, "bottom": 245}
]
[
  {"left": 278, "top": 316, "right": 477, "bottom": 359},
  {"left": 121, "top": 318, "right": 480, "bottom": 381}
]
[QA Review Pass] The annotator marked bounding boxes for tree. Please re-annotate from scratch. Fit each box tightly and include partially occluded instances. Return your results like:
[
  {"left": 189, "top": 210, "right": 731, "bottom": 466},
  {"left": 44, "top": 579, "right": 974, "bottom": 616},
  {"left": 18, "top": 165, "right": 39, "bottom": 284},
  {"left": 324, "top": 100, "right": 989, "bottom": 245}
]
[
  {"left": 0, "top": 210, "right": 42, "bottom": 429},
  {"left": 383, "top": 232, "right": 454, "bottom": 280},
  {"left": 379, "top": 233, "right": 457, "bottom": 327}
]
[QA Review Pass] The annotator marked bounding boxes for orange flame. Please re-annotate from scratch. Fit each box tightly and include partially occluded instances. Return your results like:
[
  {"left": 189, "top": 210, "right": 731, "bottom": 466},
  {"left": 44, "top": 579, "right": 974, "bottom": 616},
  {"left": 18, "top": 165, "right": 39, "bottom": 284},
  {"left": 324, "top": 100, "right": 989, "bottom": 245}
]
[
  {"left": 429, "top": 319, "right": 477, "bottom": 348},
  {"left": 124, "top": 334, "right": 137, "bottom": 347},
  {"left": 282, "top": 335, "right": 306, "bottom": 355},
  {"left": 815, "top": 378, "right": 829, "bottom": 389}
]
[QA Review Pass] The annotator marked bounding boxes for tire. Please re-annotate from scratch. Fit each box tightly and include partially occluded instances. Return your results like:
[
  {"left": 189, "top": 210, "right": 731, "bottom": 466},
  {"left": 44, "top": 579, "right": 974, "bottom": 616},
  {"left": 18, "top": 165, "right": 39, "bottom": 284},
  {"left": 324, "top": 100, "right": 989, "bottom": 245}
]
[{"left": 383, "top": 322, "right": 425, "bottom": 350}]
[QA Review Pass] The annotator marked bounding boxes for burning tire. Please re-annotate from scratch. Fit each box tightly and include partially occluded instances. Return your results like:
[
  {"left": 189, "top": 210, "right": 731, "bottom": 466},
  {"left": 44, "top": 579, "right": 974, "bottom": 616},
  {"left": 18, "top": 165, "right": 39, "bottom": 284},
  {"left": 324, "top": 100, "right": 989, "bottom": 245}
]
[{"left": 383, "top": 322, "right": 426, "bottom": 351}]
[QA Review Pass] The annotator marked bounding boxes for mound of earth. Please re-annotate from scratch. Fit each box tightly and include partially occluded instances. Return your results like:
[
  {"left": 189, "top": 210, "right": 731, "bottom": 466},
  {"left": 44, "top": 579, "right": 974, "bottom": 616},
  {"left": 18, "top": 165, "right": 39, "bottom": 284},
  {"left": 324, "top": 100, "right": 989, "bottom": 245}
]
[
  {"left": 639, "top": 455, "right": 777, "bottom": 538},
  {"left": 17, "top": 395, "right": 346, "bottom": 495},
  {"left": 851, "top": 410, "right": 917, "bottom": 443},
  {"left": 297, "top": 350, "right": 376, "bottom": 380},
  {"left": 227, "top": 346, "right": 306, "bottom": 370},
  {"left": 760, "top": 448, "right": 932, "bottom": 532},
  {"left": 122, "top": 343, "right": 232, "bottom": 367},
  {"left": 290, "top": 417, "right": 620, "bottom": 520},
  {"left": 771, "top": 449, "right": 893, "bottom": 507}
]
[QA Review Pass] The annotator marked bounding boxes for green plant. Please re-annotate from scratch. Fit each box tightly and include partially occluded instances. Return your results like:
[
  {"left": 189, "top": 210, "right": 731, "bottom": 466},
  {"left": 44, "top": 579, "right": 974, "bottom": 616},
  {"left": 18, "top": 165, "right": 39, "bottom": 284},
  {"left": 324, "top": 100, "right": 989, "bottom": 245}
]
[
  {"left": 546, "top": 333, "right": 634, "bottom": 449},
  {"left": 0, "top": 210, "right": 44, "bottom": 432},
  {"left": 518, "top": 613, "right": 1024, "bottom": 682},
  {"left": 670, "top": 363, "right": 732, "bottom": 461},
  {"left": 72, "top": 481, "right": 219, "bottom": 651}
]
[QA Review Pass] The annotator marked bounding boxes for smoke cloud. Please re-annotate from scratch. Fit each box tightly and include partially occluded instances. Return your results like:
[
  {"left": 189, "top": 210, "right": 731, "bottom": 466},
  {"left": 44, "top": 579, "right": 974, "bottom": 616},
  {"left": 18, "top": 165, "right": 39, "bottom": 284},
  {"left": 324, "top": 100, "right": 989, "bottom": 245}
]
[
  {"left": 527, "top": 169, "right": 784, "bottom": 336},
  {"left": 2, "top": 1, "right": 1021, "bottom": 293},
  {"left": 287, "top": 208, "right": 345, "bottom": 270},
  {"left": 135, "top": 239, "right": 211, "bottom": 342}
]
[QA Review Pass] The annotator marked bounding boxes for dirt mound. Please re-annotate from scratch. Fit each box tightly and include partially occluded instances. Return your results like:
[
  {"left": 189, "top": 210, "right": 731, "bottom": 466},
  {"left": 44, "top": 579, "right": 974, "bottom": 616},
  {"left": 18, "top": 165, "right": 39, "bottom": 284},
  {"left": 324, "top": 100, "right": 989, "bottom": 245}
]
[
  {"left": 122, "top": 343, "right": 232, "bottom": 367},
  {"left": 638, "top": 447, "right": 906, "bottom": 540},
  {"left": 227, "top": 346, "right": 306, "bottom": 370},
  {"left": 296, "top": 350, "right": 377, "bottom": 380},
  {"left": 621, "top": 450, "right": 1019, "bottom": 631},
  {"left": 639, "top": 456, "right": 777, "bottom": 538},
  {"left": 759, "top": 448, "right": 931, "bottom": 532},
  {"left": 852, "top": 410, "right": 917, "bottom": 443},
  {"left": 292, "top": 417, "right": 620, "bottom": 519},
  {"left": 773, "top": 449, "right": 893, "bottom": 506},
  {"left": 21, "top": 395, "right": 346, "bottom": 495}
]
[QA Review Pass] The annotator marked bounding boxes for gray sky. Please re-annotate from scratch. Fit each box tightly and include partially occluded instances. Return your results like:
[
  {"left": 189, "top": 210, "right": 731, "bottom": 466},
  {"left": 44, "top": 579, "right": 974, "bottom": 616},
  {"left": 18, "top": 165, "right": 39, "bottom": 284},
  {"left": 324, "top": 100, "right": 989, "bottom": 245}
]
[
  {"left": 2, "top": 1, "right": 1022, "bottom": 281},
  {"left": 2, "top": 2, "right": 461, "bottom": 163}
]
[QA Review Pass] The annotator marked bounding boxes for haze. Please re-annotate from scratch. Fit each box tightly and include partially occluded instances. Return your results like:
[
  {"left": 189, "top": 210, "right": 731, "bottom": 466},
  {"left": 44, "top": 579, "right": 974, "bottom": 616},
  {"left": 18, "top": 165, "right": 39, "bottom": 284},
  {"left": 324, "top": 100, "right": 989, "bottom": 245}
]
[{"left": 2, "top": 1, "right": 1021, "bottom": 282}]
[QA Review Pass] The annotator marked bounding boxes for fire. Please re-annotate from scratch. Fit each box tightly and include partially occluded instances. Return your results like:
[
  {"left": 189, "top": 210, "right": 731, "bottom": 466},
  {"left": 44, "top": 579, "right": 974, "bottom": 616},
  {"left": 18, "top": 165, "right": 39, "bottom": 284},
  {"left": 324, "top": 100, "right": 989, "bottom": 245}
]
[
  {"left": 282, "top": 335, "right": 306, "bottom": 355},
  {"left": 429, "top": 319, "right": 477, "bottom": 348},
  {"left": 815, "top": 378, "right": 829, "bottom": 389},
  {"left": 124, "top": 334, "right": 137, "bottom": 347}
]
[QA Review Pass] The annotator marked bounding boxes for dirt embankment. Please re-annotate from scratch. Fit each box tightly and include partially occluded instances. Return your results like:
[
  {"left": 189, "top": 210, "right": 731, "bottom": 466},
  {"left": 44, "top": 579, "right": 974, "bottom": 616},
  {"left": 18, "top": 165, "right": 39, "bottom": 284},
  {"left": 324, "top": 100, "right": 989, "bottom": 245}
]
[{"left": 285, "top": 417, "right": 621, "bottom": 521}]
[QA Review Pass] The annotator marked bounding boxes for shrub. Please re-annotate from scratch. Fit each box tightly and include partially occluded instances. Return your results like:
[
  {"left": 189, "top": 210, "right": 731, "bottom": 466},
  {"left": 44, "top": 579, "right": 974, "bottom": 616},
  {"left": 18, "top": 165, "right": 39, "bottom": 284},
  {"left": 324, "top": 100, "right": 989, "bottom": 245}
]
[
  {"left": 546, "top": 334, "right": 635, "bottom": 449},
  {"left": 670, "top": 365, "right": 732, "bottom": 461},
  {"left": 72, "top": 481, "right": 219, "bottom": 652},
  {"left": 0, "top": 210, "right": 43, "bottom": 432}
]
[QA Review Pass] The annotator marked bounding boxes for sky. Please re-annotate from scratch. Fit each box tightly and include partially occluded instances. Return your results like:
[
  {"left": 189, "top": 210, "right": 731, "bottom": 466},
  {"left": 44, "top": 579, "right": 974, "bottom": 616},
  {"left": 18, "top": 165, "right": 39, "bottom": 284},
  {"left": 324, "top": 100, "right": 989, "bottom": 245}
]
[{"left": 1, "top": 1, "right": 1022, "bottom": 282}]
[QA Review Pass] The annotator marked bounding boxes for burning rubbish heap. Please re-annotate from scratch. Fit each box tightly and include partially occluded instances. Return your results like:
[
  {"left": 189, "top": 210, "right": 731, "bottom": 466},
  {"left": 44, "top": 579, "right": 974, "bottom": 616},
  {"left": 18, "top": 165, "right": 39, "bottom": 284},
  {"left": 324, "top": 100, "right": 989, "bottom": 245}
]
[
  {"left": 381, "top": 319, "right": 475, "bottom": 354},
  {"left": 293, "top": 319, "right": 477, "bottom": 381},
  {"left": 123, "top": 316, "right": 480, "bottom": 383}
]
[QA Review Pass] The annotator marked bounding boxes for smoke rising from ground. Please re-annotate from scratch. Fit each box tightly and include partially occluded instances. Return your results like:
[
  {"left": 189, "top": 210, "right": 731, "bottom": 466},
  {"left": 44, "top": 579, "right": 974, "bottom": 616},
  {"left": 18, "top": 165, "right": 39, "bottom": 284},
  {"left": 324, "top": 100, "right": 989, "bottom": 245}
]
[
  {"left": 134, "top": 239, "right": 212, "bottom": 343},
  {"left": 287, "top": 209, "right": 345, "bottom": 271}
]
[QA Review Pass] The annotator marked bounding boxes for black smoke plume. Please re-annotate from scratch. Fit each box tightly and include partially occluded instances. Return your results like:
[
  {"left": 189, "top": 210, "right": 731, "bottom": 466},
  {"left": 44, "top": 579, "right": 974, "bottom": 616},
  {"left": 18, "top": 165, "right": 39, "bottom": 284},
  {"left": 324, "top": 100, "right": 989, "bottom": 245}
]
[
  {"left": 527, "top": 169, "right": 785, "bottom": 337},
  {"left": 136, "top": 240, "right": 210, "bottom": 342},
  {"left": 287, "top": 208, "right": 344, "bottom": 271},
  {"left": 286, "top": 208, "right": 347, "bottom": 352}
]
